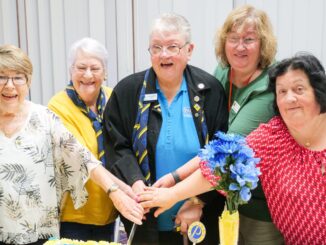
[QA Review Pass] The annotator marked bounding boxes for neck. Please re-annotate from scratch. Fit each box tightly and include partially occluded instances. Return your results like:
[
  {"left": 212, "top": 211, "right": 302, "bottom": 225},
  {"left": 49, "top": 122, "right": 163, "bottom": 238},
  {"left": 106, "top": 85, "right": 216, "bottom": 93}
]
[
  {"left": 231, "top": 68, "right": 261, "bottom": 88},
  {"left": 158, "top": 77, "right": 183, "bottom": 104},
  {"left": 288, "top": 114, "right": 326, "bottom": 150},
  {"left": 0, "top": 102, "right": 27, "bottom": 117}
]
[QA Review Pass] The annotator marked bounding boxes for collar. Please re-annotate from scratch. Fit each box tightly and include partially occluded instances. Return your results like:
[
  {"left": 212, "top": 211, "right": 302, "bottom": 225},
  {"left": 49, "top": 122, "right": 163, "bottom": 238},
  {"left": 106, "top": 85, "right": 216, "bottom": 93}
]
[{"left": 145, "top": 65, "right": 211, "bottom": 95}]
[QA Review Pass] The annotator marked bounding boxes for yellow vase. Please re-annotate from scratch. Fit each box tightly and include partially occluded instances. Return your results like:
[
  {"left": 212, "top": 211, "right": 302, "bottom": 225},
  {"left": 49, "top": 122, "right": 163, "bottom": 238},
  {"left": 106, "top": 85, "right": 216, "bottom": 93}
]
[{"left": 219, "top": 209, "right": 239, "bottom": 245}]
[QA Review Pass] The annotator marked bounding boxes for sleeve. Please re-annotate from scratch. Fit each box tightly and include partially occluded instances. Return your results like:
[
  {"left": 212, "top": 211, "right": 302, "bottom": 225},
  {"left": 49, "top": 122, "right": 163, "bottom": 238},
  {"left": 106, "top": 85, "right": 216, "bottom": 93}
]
[
  {"left": 49, "top": 110, "right": 101, "bottom": 209},
  {"left": 103, "top": 88, "right": 145, "bottom": 186},
  {"left": 228, "top": 92, "right": 274, "bottom": 136}
]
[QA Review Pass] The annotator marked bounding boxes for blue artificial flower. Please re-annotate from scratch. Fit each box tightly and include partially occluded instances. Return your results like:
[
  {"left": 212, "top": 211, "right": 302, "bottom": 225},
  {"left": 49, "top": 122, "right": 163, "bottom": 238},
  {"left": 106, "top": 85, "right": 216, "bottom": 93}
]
[
  {"left": 229, "top": 183, "right": 240, "bottom": 191},
  {"left": 198, "top": 131, "right": 261, "bottom": 212},
  {"left": 214, "top": 131, "right": 245, "bottom": 143},
  {"left": 240, "top": 186, "right": 251, "bottom": 202}
]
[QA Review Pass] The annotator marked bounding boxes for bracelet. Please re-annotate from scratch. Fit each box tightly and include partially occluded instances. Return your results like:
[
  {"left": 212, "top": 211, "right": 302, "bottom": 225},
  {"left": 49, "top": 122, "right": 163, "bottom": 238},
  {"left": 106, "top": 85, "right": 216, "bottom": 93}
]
[{"left": 171, "top": 170, "right": 181, "bottom": 184}]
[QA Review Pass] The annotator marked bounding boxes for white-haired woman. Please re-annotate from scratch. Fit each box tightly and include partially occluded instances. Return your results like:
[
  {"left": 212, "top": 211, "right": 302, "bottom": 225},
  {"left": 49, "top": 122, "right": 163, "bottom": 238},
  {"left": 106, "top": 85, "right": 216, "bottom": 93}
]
[
  {"left": 48, "top": 38, "right": 120, "bottom": 241},
  {"left": 0, "top": 44, "right": 143, "bottom": 245},
  {"left": 103, "top": 13, "right": 228, "bottom": 244}
]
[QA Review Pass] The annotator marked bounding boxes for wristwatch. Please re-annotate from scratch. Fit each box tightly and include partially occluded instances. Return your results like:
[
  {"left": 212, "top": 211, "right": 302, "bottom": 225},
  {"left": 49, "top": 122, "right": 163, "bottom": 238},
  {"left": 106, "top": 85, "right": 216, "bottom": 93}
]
[{"left": 107, "top": 183, "right": 119, "bottom": 195}]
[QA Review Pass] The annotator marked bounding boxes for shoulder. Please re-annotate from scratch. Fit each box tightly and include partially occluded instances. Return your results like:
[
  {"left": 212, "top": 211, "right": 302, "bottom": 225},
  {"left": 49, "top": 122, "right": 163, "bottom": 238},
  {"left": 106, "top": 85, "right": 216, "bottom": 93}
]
[
  {"left": 48, "top": 90, "right": 78, "bottom": 117},
  {"left": 246, "top": 116, "right": 286, "bottom": 153},
  {"left": 113, "top": 70, "right": 147, "bottom": 94},
  {"left": 187, "top": 65, "right": 218, "bottom": 84},
  {"left": 29, "top": 102, "right": 59, "bottom": 124},
  {"left": 186, "top": 65, "right": 225, "bottom": 95},
  {"left": 102, "top": 86, "right": 113, "bottom": 98},
  {"left": 48, "top": 90, "right": 69, "bottom": 106},
  {"left": 214, "top": 64, "right": 229, "bottom": 83}
]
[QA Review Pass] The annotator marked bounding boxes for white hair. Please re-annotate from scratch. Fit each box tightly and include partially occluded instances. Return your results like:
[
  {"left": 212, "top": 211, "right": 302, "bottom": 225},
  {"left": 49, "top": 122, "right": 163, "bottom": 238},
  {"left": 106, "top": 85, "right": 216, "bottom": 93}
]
[
  {"left": 149, "top": 13, "right": 192, "bottom": 43},
  {"left": 68, "top": 37, "right": 108, "bottom": 71}
]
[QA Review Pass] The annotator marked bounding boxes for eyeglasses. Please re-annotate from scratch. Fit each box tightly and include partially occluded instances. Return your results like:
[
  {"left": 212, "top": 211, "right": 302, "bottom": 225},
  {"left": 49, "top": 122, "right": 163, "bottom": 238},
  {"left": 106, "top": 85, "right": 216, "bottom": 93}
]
[
  {"left": 148, "top": 42, "right": 189, "bottom": 56},
  {"left": 73, "top": 66, "right": 103, "bottom": 75},
  {"left": 0, "top": 75, "right": 27, "bottom": 86},
  {"left": 226, "top": 35, "right": 258, "bottom": 47}
]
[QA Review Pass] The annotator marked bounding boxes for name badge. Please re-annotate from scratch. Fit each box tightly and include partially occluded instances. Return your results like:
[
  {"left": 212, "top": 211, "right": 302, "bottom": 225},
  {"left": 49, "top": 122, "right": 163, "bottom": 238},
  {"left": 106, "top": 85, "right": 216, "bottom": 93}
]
[
  {"left": 231, "top": 101, "right": 240, "bottom": 113},
  {"left": 144, "top": 93, "right": 157, "bottom": 102}
]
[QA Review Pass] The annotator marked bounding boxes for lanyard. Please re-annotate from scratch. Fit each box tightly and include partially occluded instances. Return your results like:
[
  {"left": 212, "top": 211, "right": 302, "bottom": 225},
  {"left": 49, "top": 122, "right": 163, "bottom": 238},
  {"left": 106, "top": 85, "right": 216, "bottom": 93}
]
[{"left": 228, "top": 68, "right": 256, "bottom": 111}]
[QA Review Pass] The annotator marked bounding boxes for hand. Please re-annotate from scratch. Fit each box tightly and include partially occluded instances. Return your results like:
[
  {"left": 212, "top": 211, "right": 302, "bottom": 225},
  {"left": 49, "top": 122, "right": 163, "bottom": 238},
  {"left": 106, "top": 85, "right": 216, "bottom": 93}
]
[
  {"left": 132, "top": 180, "right": 150, "bottom": 217},
  {"left": 138, "top": 186, "right": 178, "bottom": 217},
  {"left": 109, "top": 189, "right": 144, "bottom": 225},
  {"left": 153, "top": 173, "right": 175, "bottom": 188},
  {"left": 175, "top": 199, "right": 203, "bottom": 234},
  {"left": 132, "top": 180, "right": 146, "bottom": 194}
]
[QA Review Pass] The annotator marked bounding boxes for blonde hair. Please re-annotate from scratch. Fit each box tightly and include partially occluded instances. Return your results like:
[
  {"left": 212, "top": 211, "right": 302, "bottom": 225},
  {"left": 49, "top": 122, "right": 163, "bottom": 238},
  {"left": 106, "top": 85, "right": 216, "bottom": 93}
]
[
  {"left": 215, "top": 5, "right": 277, "bottom": 69},
  {"left": 0, "top": 44, "right": 33, "bottom": 85}
]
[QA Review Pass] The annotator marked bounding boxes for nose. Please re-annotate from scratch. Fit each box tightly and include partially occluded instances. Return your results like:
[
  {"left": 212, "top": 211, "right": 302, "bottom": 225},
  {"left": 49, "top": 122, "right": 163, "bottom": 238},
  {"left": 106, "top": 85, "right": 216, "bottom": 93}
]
[
  {"left": 235, "top": 40, "right": 246, "bottom": 50},
  {"left": 83, "top": 68, "right": 93, "bottom": 78},
  {"left": 284, "top": 91, "right": 297, "bottom": 103},
  {"left": 159, "top": 47, "right": 171, "bottom": 57},
  {"left": 4, "top": 78, "right": 15, "bottom": 88}
]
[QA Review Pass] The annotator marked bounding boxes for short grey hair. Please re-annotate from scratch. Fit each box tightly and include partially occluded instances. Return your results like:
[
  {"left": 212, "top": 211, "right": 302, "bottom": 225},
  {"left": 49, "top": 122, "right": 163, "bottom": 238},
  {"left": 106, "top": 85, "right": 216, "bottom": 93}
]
[
  {"left": 149, "top": 13, "right": 192, "bottom": 43},
  {"left": 68, "top": 37, "right": 108, "bottom": 71}
]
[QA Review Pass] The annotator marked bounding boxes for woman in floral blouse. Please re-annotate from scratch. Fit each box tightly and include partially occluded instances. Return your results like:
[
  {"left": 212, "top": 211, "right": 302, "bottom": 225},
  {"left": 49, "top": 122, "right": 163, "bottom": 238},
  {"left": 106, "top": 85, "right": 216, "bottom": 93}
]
[
  {"left": 140, "top": 54, "right": 326, "bottom": 245},
  {"left": 0, "top": 44, "right": 143, "bottom": 245}
]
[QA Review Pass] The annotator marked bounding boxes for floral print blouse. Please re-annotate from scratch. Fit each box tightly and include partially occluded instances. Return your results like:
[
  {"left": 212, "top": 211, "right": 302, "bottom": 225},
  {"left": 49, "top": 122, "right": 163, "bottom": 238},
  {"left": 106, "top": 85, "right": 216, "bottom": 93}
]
[{"left": 0, "top": 103, "right": 100, "bottom": 244}]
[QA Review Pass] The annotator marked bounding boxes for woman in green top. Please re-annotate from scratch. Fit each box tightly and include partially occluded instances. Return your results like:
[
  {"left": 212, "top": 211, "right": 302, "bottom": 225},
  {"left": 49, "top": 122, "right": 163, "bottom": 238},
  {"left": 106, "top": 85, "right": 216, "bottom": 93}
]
[{"left": 213, "top": 5, "right": 283, "bottom": 245}]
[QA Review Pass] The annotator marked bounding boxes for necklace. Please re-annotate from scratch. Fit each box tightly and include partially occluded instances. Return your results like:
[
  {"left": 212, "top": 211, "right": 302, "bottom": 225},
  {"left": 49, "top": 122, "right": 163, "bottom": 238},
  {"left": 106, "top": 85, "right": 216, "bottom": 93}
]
[{"left": 304, "top": 141, "right": 311, "bottom": 147}]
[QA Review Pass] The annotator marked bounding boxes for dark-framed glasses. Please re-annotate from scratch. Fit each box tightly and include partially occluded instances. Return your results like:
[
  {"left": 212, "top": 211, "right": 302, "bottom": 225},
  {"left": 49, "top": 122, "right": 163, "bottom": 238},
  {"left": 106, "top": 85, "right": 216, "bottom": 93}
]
[
  {"left": 148, "top": 42, "right": 189, "bottom": 56},
  {"left": 226, "top": 35, "right": 258, "bottom": 47},
  {"left": 0, "top": 75, "right": 27, "bottom": 86}
]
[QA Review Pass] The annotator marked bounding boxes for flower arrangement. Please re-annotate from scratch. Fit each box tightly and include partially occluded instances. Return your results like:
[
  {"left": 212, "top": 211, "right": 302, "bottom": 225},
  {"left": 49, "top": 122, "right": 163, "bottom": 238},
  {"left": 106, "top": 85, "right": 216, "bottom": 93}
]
[
  {"left": 43, "top": 239, "right": 121, "bottom": 245},
  {"left": 199, "top": 131, "right": 261, "bottom": 245}
]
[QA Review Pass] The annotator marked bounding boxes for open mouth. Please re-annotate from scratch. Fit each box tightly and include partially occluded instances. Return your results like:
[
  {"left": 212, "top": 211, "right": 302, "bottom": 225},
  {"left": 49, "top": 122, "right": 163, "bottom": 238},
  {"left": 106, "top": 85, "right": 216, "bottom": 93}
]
[
  {"left": 160, "top": 62, "right": 173, "bottom": 67},
  {"left": 234, "top": 53, "right": 248, "bottom": 58},
  {"left": 80, "top": 81, "right": 95, "bottom": 85},
  {"left": 2, "top": 94, "right": 18, "bottom": 99}
]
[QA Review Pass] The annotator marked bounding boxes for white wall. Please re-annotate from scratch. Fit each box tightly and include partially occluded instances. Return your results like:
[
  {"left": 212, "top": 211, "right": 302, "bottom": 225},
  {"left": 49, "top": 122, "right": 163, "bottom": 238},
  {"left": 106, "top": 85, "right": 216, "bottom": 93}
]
[{"left": 0, "top": 0, "right": 325, "bottom": 105}]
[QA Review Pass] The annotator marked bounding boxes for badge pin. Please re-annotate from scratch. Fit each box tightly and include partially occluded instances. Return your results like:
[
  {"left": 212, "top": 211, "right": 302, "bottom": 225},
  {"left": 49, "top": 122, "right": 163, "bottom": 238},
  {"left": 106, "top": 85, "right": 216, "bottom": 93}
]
[{"left": 187, "top": 221, "right": 206, "bottom": 244}]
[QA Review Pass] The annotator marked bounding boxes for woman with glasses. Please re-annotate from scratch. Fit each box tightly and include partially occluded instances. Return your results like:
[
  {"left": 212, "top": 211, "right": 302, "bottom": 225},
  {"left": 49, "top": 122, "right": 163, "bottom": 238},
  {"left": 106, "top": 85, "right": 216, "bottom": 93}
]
[
  {"left": 0, "top": 44, "right": 143, "bottom": 245},
  {"left": 154, "top": 4, "right": 282, "bottom": 245},
  {"left": 48, "top": 38, "right": 120, "bottom": 242},
  {"left": 213, "top": 5, "right": 282, "bottom": 245},
  {"left": 103, "top": 13, "right": 228, "bottom": 244},
  {"left": 139, "top": 53, "right": 326, "bottom": 245}
]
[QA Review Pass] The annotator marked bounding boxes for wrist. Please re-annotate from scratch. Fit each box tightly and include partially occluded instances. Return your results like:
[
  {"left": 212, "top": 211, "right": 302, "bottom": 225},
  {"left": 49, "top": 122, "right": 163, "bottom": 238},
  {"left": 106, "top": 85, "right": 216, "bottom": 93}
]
[
  {"left": 188, "top": 196, "right": 205, "bottom": 207},
  {"left": 107, "top": 183, "right": 119, "bottom": 196},
  {"left": 171, "top": 170, "right": 181, "bottom": 184}
]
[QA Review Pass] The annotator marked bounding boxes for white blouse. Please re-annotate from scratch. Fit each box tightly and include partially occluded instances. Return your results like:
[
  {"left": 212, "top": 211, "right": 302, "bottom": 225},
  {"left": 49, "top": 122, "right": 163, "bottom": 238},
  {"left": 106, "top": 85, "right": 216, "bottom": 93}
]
[{"left": 0, "top": 103, "right": 100, "bottom": 244}]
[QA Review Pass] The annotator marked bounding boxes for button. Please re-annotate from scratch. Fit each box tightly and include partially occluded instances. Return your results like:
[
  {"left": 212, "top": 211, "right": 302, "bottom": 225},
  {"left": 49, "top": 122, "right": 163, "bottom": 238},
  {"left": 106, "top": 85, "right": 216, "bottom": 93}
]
[
  {"left": 195, "top": 113, "right": 199, "bottom": 117},
  {"left": 15, "top": 139, "right": 21, "bottom": 146},
  {"left": 197, "top": 83, "right": 205, "bottom": 89},
  {"left": 194, "top": 96, "right": 200, "bottom": 102}
]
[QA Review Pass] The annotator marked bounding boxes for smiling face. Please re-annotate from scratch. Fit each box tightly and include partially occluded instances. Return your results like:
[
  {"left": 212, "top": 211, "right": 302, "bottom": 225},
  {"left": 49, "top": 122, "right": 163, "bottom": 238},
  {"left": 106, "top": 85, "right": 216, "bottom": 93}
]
[
  {"left": 225, "top": 24, "right": 261, "bottom": 74},
  {"left": 149, "top": 31, "right": 193, "bottom": 84},
  {"left": 276, "top": 69, "right": 321, "bottom": 128},
  {"left": 70, "top": 51, "right": 105, "bottom": 106},
  {"left": 0, "top": 70, "right": 29, "bottom": 113}
]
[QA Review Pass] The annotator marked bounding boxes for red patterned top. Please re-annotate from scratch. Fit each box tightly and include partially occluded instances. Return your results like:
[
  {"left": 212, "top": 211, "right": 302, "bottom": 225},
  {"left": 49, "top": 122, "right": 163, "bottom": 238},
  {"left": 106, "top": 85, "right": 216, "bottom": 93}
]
[
  {"left": 246, "top": 116, "right": 326, "bottom": 245},
  {"left": 199, "top": 116, "right": 326, "bottom": 244}
]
